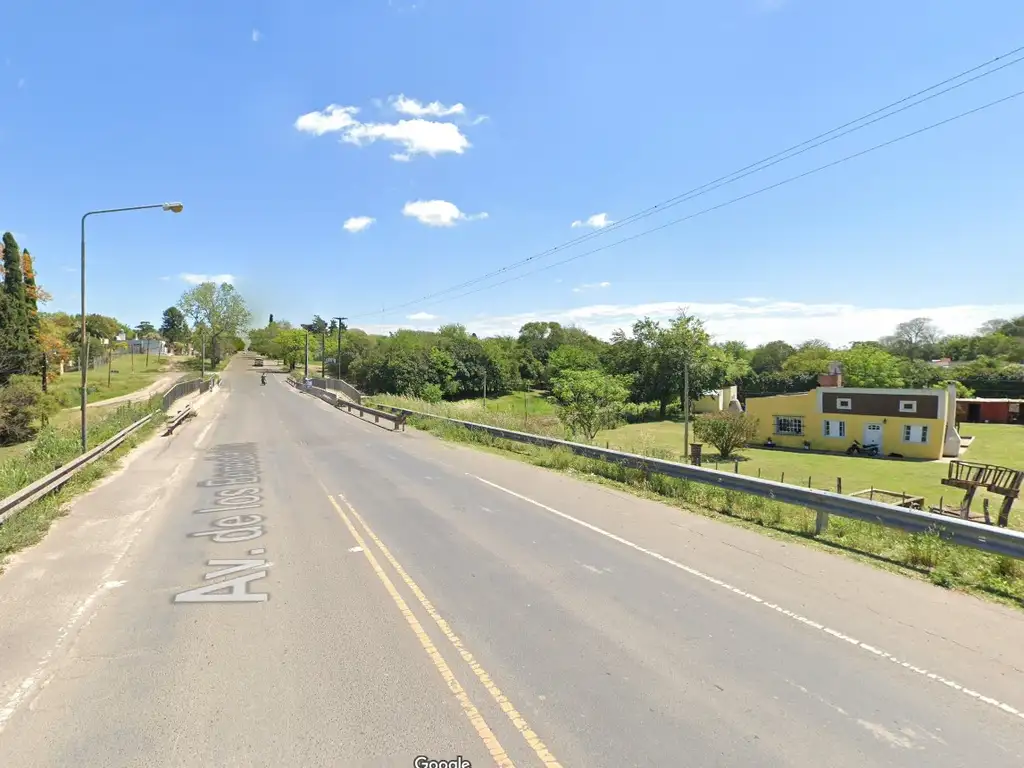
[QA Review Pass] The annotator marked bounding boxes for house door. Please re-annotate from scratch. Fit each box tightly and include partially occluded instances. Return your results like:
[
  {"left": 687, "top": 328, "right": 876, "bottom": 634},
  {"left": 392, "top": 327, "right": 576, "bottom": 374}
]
[{"left": 863, "top": 423, "right": 883, "bottom": 449}]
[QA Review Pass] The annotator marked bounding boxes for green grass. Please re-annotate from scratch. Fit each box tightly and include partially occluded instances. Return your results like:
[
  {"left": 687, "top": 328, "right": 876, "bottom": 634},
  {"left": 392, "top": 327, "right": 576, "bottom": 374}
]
[
  {"left": 0, "top": 398, "right": 163, "bottom": 571},
  {"left": 49, "top": 355, "right": 172, "bottom": 407},
  {"left": 599, "top": 421, "right": 1024, "bottom": 530},
  {"left": 369, "top": 395, "right": 1024, "bottom": 608},
  {"left": 0, "top": 403, "right": 127, "bottom": 464}
]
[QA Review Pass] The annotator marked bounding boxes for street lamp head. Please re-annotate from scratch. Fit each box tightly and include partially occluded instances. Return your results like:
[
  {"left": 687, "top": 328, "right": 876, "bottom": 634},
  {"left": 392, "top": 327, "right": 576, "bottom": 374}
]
[{"left": 162, "top": 202, "right": 184, "bottom": 213}]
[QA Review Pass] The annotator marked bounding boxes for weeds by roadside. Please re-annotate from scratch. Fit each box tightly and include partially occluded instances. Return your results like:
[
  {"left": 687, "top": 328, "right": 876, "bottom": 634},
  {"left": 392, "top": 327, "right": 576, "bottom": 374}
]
[{"left": 376, "top": 394, "right": 1024, "bottom": 608}]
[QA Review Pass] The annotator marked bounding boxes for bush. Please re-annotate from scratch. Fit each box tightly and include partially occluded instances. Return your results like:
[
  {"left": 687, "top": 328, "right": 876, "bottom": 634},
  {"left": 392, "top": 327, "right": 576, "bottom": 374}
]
[
  {"left": 0, "top": 376, "right": 61, "bottom": 445},
  {"left": 419, "top": 383, "right": 444, "bottom": 403},
  {"left": 692, "top": 411, "right": 760, "bottom": 459}
]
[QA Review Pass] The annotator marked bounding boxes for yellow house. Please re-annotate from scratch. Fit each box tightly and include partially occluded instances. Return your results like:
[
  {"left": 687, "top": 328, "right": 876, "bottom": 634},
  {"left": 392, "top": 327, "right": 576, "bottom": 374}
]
[{"left": 744, "top": 379, "right": 961, "bottom": 460}]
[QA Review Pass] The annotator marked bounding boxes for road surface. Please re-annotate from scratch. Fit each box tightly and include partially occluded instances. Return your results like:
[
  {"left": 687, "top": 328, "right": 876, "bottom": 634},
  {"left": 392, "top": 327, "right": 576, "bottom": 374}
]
[{"left": 1, "top": 363, "right": 1022, "bottom": 767}]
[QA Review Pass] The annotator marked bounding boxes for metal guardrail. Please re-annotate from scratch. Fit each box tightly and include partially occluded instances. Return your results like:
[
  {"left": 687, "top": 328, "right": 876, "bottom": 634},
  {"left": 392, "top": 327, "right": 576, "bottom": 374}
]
[
  {"left": 311, "top": 377, "right": 364, "bottom": 404},
  {"left": 161, "top": 375, "right": 218, "bottom": 410},
  {"left": 301, "top": 385, "right": 405, "bottom": 430},
  {"left": 0, "top": 414, "right": 154, "bottom": 526},
  {"left": 370, "top": 403, "right": 1024, "bottom": 561},
  {"left": 0, "top": 375, "right": 220, "bottom": 527}
]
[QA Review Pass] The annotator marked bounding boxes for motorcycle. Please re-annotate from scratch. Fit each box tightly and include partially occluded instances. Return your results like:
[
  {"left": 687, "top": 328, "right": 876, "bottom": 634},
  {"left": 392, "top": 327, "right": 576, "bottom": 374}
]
[{"left": 846, "top": 439, "right": 879, "bottom": 457}]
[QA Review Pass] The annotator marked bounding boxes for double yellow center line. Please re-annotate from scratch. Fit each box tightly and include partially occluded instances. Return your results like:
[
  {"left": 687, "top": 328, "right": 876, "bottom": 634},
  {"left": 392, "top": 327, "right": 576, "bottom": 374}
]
[{"left": 322, "top": 486, "right": 563, "bottom": 768}]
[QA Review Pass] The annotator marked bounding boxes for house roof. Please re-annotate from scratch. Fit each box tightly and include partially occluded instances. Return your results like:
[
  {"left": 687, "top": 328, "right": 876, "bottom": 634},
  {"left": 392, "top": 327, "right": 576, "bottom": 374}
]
[{"left": 958, "top": 397, "right": 1024, "bottom": 404}]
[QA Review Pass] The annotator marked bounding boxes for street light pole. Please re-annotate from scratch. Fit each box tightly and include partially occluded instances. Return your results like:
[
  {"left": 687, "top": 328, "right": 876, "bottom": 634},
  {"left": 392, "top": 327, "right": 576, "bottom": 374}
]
[
  {"left": 333, "top": 316, "right": 347, "bottom": 379},
  {"left": 303, "top": 325, "right": 311, "bottom": 379},
  {"left": 80, "top": 202, "right": 183, "bottom": 454}
]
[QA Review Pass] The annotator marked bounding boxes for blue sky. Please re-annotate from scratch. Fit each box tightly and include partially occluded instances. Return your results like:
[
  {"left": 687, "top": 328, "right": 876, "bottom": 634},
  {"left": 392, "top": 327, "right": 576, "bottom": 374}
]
[{"left": 2, "top": 0, "right": 1023, "bottom": 346}]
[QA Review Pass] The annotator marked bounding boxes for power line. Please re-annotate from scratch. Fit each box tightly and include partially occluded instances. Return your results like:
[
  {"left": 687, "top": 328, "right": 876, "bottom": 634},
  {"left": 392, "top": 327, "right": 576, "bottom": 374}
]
[
  {"left": 350, "top": 44, "right": 1024, "bottom": 320},
  {"left": 383, "top": 88, "right": 1024, "bottom": 314}
]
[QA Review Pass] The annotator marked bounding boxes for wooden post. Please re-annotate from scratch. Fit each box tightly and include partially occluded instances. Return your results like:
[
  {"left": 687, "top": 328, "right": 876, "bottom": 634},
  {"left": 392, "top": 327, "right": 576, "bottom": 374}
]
[
  {"left": 757, "top": 468, "right": 762, "bottom": 478},
  {"left": 807, "top": 476, "right": 812, "bottom": 488},
  {"left": 780, "top": 472, "right": 785, "bottom": 484},
  {"left": 836, "top": 477, "right": 842, "bottom": 494},
  {"left": 107, "top": 347, "right": 112, "bottom": 386},
  {"left": 734, "top": 459, "right": 739, "bottom": 473}
]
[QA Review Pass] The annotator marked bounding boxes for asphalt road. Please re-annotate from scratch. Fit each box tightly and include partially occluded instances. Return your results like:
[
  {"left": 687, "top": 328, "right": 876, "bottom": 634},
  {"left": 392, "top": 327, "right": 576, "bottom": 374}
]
[{"left": 1, "top": 361, "right": 1022, "bottom": 767}]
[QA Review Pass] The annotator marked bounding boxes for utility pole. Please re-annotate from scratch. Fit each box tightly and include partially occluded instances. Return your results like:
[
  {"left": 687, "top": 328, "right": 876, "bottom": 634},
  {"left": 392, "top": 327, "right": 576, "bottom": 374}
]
[
  {"left": 683, "top": 357, "right": 691, "bottom": 460},
  {"left": 302, "top": 324, "right": 311, "bottom": 379},
  {"left": 333, "top": 316, "right": 347, "bottom": 379}
]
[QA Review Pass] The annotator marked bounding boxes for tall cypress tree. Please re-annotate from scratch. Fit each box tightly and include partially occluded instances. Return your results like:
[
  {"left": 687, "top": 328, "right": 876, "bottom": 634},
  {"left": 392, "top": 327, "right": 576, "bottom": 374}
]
[
  {"left": 21, "top": 249, "right": 42, "bottom": 369},
  {"left": 0, "top": 232, "right": 31, "bottom": 376}
]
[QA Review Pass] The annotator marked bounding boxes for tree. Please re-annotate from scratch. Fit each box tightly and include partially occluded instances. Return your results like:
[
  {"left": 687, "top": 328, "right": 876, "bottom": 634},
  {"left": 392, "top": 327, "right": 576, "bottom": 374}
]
[
  {"left": 0, "top": 232, "right": 32, "bottom": 381},
  {"left": 782, "top": 340, "right": 834, "bottom": 377},
  {"left": 136, "top": 320, "right": 157, "bottom": 336},
  {"left": 882, "top": 317, "right": 940, "bottom": 360},
  {"left": 838, "top": 345, "right": 905, "bottom": 388},
  {"left": 750, "top": 340, "right": 796, "bottom": 373},
  {"left": 159, "top": 306, "right": 190, "bottom": 346},
  {"left": 550, "top": 369, "right": 631, "bottom": 441},
  {"left": 546, "top": 344, "right": 600, "bottom": 381},
  {"left": 692, "top": 411, "right": 760, "bottom": 459},
  {"left": 274, "top": 328, "right": 307, "bottom": 370},
  {"left": 21, "top": 250, "right": 48, "bottom": 343},
  {"left": 177, "top": 282, "right": 251, "bottom": 365}
]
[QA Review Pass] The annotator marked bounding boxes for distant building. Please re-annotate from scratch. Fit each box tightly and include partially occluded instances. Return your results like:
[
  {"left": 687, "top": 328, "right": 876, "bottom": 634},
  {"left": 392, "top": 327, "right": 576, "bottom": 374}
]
[
  {"left": 956, "top": 398, "right": 1023, "bottom": 425},
  {"left": 128, "top": 338, "right": 167, "bottom": 355}
]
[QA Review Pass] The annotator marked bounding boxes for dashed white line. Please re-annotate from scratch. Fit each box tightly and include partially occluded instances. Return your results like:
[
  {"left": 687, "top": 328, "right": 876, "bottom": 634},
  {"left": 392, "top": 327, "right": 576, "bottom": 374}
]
[{"left": 470, "top": 473, "right": 1024, "bottom": 724}]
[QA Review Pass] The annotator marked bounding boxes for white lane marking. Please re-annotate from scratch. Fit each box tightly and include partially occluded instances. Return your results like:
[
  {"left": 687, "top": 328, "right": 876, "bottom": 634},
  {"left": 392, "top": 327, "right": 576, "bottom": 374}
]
[
  {"left": 470, "top": 473, "right": 1024, "bottom": 724},
  {"left": 192, "top": 388, "right": 231, "bottom": 449},
  {"left": 193, "top": 422, "right": 214, "bottom": 449},
  {"left": 0, "top": 461, "right": 190, "bottom": 733}
]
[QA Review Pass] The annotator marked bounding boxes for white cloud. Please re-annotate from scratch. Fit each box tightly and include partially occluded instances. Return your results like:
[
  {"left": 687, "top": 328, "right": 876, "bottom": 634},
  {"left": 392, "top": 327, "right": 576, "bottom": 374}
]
[
  {"left": 402, "top": 200, "right": 488, "bottom": 227},
  {"left": 343, "top": 216, "right": 375, "bottom": 233},
  {"left": 571, "top": 212, "right": 613, "bottom": 229},
  {"left": 390, "top": 94, "right": 466, "bottom": 118},
  {"left": 180, "top": 273, "right": 235, "bottom": 285},
  {"left": 295, "top": 101, "right": 471, "bottom": 159},
  {"left": 356, "top": 300, "right": 1024, "bottom": 348},
  {"left": 159, "top": 275, "right": 171, "bottom": 281},
  {"left": 391, "top": 153, "right": 411, "bottom": 162},
  {"left": 572, "top": 281, "right": 612, "bottom": 293},
  {"left": 294, "top": 104, "right": 361, "bottom": 136},
  {"left": 407, "top": 311, "right": 437, "bottom": 321},
  {"left": 252, "top": 29, "right": 262, "bottom": 42}
]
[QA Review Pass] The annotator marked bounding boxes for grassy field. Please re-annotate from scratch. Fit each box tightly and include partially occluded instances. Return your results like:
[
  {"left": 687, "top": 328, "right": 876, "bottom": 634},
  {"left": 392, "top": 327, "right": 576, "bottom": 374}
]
[
  {"left": 369, "top": 394, "right": 1024, "bottom": 607},
  {"left": 599, "top": 421, "right": 1024, "bottom": 528},
  {"left": 0, "top": 403, "right": 129, "bottom": 464},
  {"left": 48, "top": 354, "right": 175, "bottom": 407}
]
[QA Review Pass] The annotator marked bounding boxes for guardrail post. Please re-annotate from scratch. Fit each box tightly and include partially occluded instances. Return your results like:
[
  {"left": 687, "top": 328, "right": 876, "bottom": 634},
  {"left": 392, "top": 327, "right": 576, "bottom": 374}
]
[{"left": 814, "top": 509, "right": 830, "bottom": 536}]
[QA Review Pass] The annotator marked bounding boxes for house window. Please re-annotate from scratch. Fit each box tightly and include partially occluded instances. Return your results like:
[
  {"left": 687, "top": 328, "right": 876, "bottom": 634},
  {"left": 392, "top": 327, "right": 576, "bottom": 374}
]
[
  {"left": 899, "top": 400, "right": 917, "bottom": 414},
  {"left": 823, "top": 419, "right": 846, "bottom": 438},
  {"left": 774, "top": 416, "right": 804, "bottom": 436},
  {"left": 836, "top": 397, "right": 852, "bottom": 410},
  {"left": 902, "top": 425, "right": 929, "bottom": 443}
]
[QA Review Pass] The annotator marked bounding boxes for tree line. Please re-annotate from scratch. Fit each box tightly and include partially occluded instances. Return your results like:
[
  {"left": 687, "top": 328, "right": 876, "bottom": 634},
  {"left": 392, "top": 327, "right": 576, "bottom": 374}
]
[{"left": 248, "top": 311, "right": 1024, "bottom": 414}]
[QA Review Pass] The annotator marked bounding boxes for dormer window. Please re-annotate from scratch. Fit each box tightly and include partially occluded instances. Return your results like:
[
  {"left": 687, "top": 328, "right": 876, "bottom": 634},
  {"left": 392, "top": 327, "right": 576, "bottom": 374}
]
[{"left": 836, "top": 397, "right": 852, "bottom": 410}]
